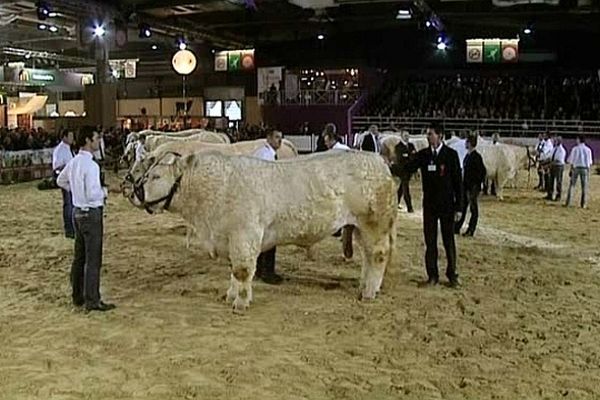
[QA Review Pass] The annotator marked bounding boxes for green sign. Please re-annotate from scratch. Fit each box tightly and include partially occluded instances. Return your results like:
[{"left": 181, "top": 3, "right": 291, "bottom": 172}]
[
  {"left": 483, "top": 42, "right": 501, "bottom": 63},
  {"left": 228, "top": 52, "right": 241, "bottom": 71}
]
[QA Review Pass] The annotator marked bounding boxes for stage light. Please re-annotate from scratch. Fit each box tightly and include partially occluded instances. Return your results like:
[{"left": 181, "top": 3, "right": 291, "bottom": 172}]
[
  {"left": 523, "top": 27, "right": 532, "bottom": 34},
  {"left": 38, "top": 23, "right": 47, "bottom": 30},
  {"left": 48, "top": 12, "right": 57, "bottom": 17},
  {"left": 425, "top": 20, "right": 432, "bottom": 28},
  {"left": 317, "top": 34, "right": 325, "bottom": 40},
  {"left": 111, "top": 69, "right": 119, "bottom": 78},
  {"left": 437, "top": 42, "right": 447, "bottom": 50},
  {"left": 396, "top": 9, "right": 411, "bottom": 20},
  {"left": 179, "top": 42, "right": 187, "bottom": 50},
  {"left": 139, "top": 23, "right": 151, "bottom": 38},
  {"left": 36, "top": 1, "right": 50, "bottom": 20},
  {"left": 49, "top": 25, "right": 58, "bottom": 32},
  {"left": 93, "top": 25, "right": 106, "bottom": 37},
  {"left": 151, "top": 44, "right": 158, "bottom": 50}
]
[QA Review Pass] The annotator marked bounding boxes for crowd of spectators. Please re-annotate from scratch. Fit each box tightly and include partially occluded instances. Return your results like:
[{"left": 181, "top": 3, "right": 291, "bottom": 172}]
[
  {"left": 0, "top": 128, "right": 61, "bottom": 151},
  {"left": 365, "top": 73, "right": 600, "bottom": 121}
]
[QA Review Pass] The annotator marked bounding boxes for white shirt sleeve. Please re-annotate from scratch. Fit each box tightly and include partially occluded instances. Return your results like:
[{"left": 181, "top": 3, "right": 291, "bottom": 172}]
[
  {"left": 56, "top": 161, "right": 71, "bottom": 191},
  {"left": 52, "top": 143, "right": 71, "bottom": 170},
  {"left": 135, "top": 142, "right": 146, "bottom": 161},
  {"left": 85, "top": 160, "right": 106, "bottom": 203}
]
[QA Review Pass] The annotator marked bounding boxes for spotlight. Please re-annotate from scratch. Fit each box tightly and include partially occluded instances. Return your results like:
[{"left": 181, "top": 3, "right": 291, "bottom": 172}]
[
  {"left": 179, "top": 42, "right": 187, "bottom": 50},
  {"left": 38, "top": 23, "right": 47, "bottom": 30},
  {"left": 93, "top": 25, "right": 106, "bottom": 37},
  {"left": 175, "top": 35, "right": 187, "bottom": 50},
  {"left": 151, "top": 44, "right": 158, "bottom": 50},
  {"left": 437, "top": 42, "right": 447, "bottom": 50},
  {"left": 425, "top": 20, "right": 432, "bottom": 28},
  {"left": 523, "top": 27, "right": 532, "bottom": 34},
  {"left": 25, "top": 53, "right": 31, "bottom": 59},
  {"left": 36, "top": 1, "right": 50, "bottom": 20},
  {"left": 48, "top": 12, "right": 57, "bottom": 17},
  {"left": 111, "top": 69, "right": 119, "bottom": 78},
  {"left": 49, "top": 25, "right": 58, "bottom": 32},
  {"left": 317, "top": 34, "right": 325, "bottom": 40},
  {"left": 396, "top": 9, "right": 412, "bottom": 20},
  {"left": 139, "top": 23, "right": 151, "bottom": 38},
  {"left": 437, "top": 34, "right": 444, "bottom": 43}
]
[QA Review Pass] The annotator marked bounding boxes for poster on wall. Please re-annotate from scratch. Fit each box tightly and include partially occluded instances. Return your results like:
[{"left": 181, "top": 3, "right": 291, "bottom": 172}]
[{"left": 257, "top": 66, "right": 283, "bottom": 105}]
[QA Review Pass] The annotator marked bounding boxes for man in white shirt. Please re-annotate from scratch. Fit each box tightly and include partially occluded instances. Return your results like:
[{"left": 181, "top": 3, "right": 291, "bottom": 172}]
[
  {"left": 546, "top": 136, "right": 566, "bottom": 201},
  {"left": 253, "top": 129, "right": 284, "bottom": 285},
  {"left": 565, "top": 135, "right": 594, "bottom": 209},
  {"left": 57, "top": 126, "right": 115, "bottom": 312},
  {"left": 52, "top": 129, "right": 75, "bottom": 238},
  {"left": 359, "top": 125, "right": 380, "bottom": 153},
  {"left": 538, "top": 133, "right": 555, "bottom": 192}
]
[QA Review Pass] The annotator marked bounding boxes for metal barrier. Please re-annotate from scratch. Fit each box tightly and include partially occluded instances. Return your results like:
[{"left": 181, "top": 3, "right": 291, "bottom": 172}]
[
  {"left": 352, "top": 116, "right": 600, "bottom": 137},
  {"left": 264, "top": 89, "right": 362, "bottom": 106}
]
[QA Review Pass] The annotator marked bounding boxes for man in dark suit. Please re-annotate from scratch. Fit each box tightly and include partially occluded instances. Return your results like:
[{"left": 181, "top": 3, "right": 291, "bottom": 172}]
[
  {"left": 455, "top": 134, "right": 486, "bottom": 237},
  {"left": 360, "top": 125, "right": 380, "bottom": 153},
  {"left": 391, "top": 131, "right": 416, "bottom": 213},
  {"left": 405, "top": 122, "right": 463, "bottom": 287}
]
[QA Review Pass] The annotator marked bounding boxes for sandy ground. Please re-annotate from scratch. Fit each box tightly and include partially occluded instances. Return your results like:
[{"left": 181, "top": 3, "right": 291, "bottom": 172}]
[{"left": 1, "top": 170, "right": 600, "bottom": 400}]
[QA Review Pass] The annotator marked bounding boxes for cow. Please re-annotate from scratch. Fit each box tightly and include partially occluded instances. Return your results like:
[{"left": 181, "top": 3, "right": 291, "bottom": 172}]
[
  {"left": 128, "top": 151, "right": 398, "bottom": 313},
  {"left": 122, "top": 138, "right": 299, "bottom": 249}
]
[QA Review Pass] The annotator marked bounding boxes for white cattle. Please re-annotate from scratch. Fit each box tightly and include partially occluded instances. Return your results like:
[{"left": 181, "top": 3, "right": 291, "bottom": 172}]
[{"left": 128, "top": 151, "right": 398, "bottom": 313}]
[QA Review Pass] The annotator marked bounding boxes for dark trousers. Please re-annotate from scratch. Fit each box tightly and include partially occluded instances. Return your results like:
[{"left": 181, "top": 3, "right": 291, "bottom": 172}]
[
  {"left": 456, "top": 187, "right": 480, "bottom": 234},
  {"left": 61, "top": 189, "right": 74, "bottom": 237},
  {"left": 256, "top": 247, "right": 276, "bottom": 276},
  {"left": 423, "top": 210, "right": 457, "bottom": 282},
  {"left": 397, "top": 176, "right": 413, "bottom": 211},
  {"left": 72, "top": 207, "right": 103, "bottom": 306},
  {"left": 547, "top": 164, "right": 564, "bottom": 200}
]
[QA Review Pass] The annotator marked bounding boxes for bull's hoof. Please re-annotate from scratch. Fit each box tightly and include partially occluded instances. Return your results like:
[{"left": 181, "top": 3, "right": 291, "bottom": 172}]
[
  {"left": 359, "top": 290, "right": 377, "bottom": 301},
  {"left": 232, "top": 298, "right": 249, "bottom": 314}
]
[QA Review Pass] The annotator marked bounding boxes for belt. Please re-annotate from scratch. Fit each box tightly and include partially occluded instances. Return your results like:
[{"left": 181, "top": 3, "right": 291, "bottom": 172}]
[{"left": 74, "top": 206, "right": 103, "bottom": 212}]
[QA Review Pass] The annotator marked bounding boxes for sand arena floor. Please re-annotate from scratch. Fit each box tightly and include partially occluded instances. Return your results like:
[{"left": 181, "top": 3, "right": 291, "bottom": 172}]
[{"left": 1, "top": 171, "right": 599, "bottom": 400}]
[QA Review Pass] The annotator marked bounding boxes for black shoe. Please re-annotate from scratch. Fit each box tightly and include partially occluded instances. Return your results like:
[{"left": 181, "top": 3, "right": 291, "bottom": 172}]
[
  {"left": 462, "top": 231, "right": 474, "bottom": 237},
  {"left": 407, "top": 208, "right": 414, "bottom": 213},
  {"left": 260, "top": 273, "right": 284, "bottom": 285},
  {"left": 72, "top": 298, "right": 84, "bottom": 307},
  {"left": 418, "top": 278, "right": 439, "bottom": 288},
  {"left": 85, "top": 301, "right": 116, "bottom": 312},
  {"left": 447, "top": 278, "right": 461, "bottom": 288},
  {"left": 332, "top": 229, "right": 342, "bottom": 237}
]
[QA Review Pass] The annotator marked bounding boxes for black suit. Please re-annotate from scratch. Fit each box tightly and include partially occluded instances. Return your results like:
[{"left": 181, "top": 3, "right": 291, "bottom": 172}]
[
  {"left": 456, "top": 150, "right": 486, "bottom": 235},
  {"left": 360, "top": 133, "right": 379, "bottom": 153},
  {"left": 406, "top": 145, "right": 463, "bottom": 282},
  {"left": 391, "top": 140, "right": 416, "bottom": 211}
]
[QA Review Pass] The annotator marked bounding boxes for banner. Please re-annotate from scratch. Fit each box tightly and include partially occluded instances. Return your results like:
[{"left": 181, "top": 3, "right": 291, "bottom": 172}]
[
  {"left": 466, "top": 38, "right": 519, "bottom": 64},
  {"left": 3, "top": 67, "right": 94, "bottom": 91},
  {"left": 214, "top": 49, "right": 255, "bottom": 72}
]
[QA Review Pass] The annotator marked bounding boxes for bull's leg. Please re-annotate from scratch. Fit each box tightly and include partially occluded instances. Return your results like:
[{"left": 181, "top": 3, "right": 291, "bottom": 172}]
[
  {"left": 185, "top": 226, "right": 193, "bottom": 249},
  {"left": 228, "top": 258, "right": 256, "bottom": 314},
  {"left": 305, "top": 245, "right": 316, "bottom": 261},
  {"left": 355, "top": 226, "right": 392, "bottom": 300},
  {"left": 342, "top": 225, "right": 354, "bottom": 260}
]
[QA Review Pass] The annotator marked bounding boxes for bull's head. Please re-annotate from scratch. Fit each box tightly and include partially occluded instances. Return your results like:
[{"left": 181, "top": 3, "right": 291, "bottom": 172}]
[{"left": 131, "top": 152, "right": 183, "bottom": 214}]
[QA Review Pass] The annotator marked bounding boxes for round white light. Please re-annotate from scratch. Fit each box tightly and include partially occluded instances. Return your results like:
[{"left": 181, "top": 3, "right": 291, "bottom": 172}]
[
  {"left": 38, "top": 24, "right": 47, "bottom": 30},
  {"left": 172, "top": 49, "right": 197, "bottom": 75},
  {"left": 93, "top": 25, "right": 106, "bottom": 37},
  {"left": 523, "top": 28, "right": 532, "bottom": 34},
  {"left": 317, "top": 34, "right": 324, "bottom": 40},
  {"left": 437, "top": 42, "right": 447, "bottom": 50},
  {"left": 49, "top": 25, "right": 58, "bottom": 32},
  {"left": 179, "top": 42, "right": 187, "bottom": 50},
  {"left": 151, "top": 44, "right": 158, "bottom": 50},
  {"left": 111, "top": 69, "right": 119, "bottom": 78}
]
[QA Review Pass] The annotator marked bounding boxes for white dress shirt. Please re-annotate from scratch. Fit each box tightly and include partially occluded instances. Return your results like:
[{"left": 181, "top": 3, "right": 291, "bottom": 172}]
[
  {"left": 332, "top": 142, "right": 350, "bottom": 151},
  {"left": 57, "top": 150, "right": 106, "bottom": 209},
  {"left": 52, "top": 141, "right": 73, "bottom": 171},
  {"left": 539, "top": 139, "right": 554, "bottom": 161},
  {"left": 551, "top": 144, "right": 566, "bottom": 165},
  {"left": 567, "top": 143, "right": 594, "bottom": 168},
  {"left": 135, "top": 142, "right": 146, "bottom": 162},
  {"left": 254, "top": 143, "right": 277, "bottom": 161},
  {"left": 431, "top": 142, "right": 444, "bottom": 156},
  {"left": 93, "top": 137, "right": 106, "bottom": 161}
]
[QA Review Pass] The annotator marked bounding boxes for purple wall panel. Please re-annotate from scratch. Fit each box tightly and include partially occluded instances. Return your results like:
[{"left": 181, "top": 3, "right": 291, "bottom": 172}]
[{"left": 263, "top": 105, "right": 351, "bottom": 135}]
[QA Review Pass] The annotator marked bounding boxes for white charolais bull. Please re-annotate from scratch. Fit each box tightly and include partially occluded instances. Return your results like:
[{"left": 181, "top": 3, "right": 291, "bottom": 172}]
[{"left": 129, "top": 151, "right": 398, "bottom": 313}]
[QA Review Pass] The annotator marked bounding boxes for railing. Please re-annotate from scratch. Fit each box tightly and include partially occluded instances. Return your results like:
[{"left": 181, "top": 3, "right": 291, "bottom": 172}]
[
  {"left": 352, "top": 116, "right": 600, "bottom": 137},
  {"left": 262, "top": 89, "right": 361, "bottom": 106}
]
